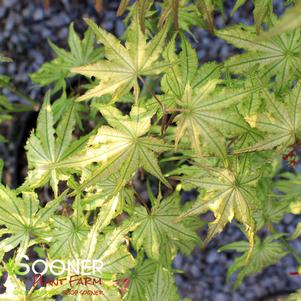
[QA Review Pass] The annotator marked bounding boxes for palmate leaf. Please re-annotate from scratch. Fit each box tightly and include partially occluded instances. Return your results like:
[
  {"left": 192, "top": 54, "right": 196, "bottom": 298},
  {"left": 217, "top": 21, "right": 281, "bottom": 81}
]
[
  {"left": 145, "top": 264, "right": 178, "bottom": 301},
  {"left": 23, "top": 92, "right": 87, "bottom": 196},
  {"left": 236, "top": 82, "right": 301, "bottom": 153},
  {"left": 174, "top": 80, "right": 256, "bottom": 157},
  {"left": 93, "top": 221, "right": 138, "bottom": 275},
  {"left": 62, "top": 222, "right": 138, "bottom": 301},
  {"left": 254, "top": 196, "right": 289, "bottom": 230},
  {"left": 77, "top": 168, "right": 135, "bottom": 212},
  {"left": 162, "top": 35, "right": 221, "bottom": 99},
  {"left": 31, "top": 23, "right": 103, "bottom": 93},
  {"left": 125, "top": 259, "right": 157, "bottom": 301},
  {"left": 217, "top": 24, "right": 301, "bottom": 92},
  {"left": 0, "top": 265, "right": 68, "bottom": 301},
  {"left": 126, "top": 259, "right": 179, "bottom": 301},
  {"left": 178, "top": 156, "right": 260, "bottom": 257},
  {"left": 275, "top": 172, "right": 301, "bottom": 240},
  {"left": 46, "top": 197, "right": 89, "bottom": 259},
  {"left": 0, "top": 187, "right": 65, "bottom": 263},
  {"left": 219, "top": 234, "right": 287, "bottom": 287},
  {"left": 70, "top": 105, "right": 171, "bottom": 195},
  {"left": 83, "top": 195, "right": 120, "bottom": 260},
  {"left": 71, "top": 12, "right": 168, "bottom": 102},
  {"left": 132, "top": 192, "right": 200, "bottom": 265},
  {"left": 54, "top": 220, "right": 138, "bottom": 301},
  {"left": 49, "top": 23, "right": 102, "bottom": 69}
]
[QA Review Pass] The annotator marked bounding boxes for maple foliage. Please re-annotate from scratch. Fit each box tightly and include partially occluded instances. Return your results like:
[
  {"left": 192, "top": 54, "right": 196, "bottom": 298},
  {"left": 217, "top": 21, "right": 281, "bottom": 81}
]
[{"left": 1, "top": 1, "right": 301, "bottom": 300}]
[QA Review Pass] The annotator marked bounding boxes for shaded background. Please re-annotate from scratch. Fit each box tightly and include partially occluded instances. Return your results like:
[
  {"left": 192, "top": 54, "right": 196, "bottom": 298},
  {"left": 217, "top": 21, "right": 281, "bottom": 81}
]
[{"left": 0, "top": 0, "right": 301, "bottom": 300}]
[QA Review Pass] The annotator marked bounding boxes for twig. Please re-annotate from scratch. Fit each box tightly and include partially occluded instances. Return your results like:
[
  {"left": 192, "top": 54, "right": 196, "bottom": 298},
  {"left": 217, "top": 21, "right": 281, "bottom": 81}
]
[
  {"left": 172, "top": 0, "right": 179, "bottom": 32},
  {"left": 138, "top": 76, "right": 165, "bottom": 113}
]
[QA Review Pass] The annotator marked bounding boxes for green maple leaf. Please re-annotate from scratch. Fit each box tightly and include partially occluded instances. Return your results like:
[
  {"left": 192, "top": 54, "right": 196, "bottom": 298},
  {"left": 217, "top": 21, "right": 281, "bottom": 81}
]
[
  {"left": 72, "top": 218, "right": 138, "bottom": 299},
  {"left": 236, "top": 82, "right": 301, "bottom": 153},
  {"left": 177, "top": 156, "right": 260, "bottom": 258},
  {"left": 132, "top": 192, "right": 200, "bottom": 264},
  {"left": 71, "top": 105, "right": 171, "bottom": 195},
  {"left": 71, "top": 13, "right": 168, "bottom": 102},
  {"left": 92, "top": 221, "right": 138, "bottom": 275},
  {"left": 31, "top": 23, "right": 103, "bottom": 93},
  {"left": 219, "top": 234, "right": 287, "bottom": 287},
  {"left": 217, "top": 23, "right": 301, "bottom": 92},
  {"left": 126, "top": 259, "right": 179, "bottom": 301},
  {"left": 126, "top": 259, "right": 157, "bottom": 301},
  {"left": 161, "top": 35, "right": 221, "bottom": 99},
  {"left": 23, "top": 92, "right": 87, "bottom": 196},
  {"left": 46, "top": 197, "right": 89, "bottom": 259},
  {"left": 174, "top": 80, "right": 256, "bottom": 157},
  {"left": 145, "top": 264, "right": 179, "bottom": 301},
  {"left": 0, "top": 187, "right": 65, "bottom": 263},
  {"left": 79, "top": 170, "right": 135, "bottom": 212}
]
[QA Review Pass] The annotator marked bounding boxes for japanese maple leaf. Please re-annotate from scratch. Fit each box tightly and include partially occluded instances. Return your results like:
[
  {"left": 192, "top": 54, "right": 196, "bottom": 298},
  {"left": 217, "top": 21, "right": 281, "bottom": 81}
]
[
  {"left": 236, "top": 82, "right": 301, "bottom": 153},
  {"left": 71, "top": 105, "right": 171, "bottom": 195},
  {"left": 217, "top": 24, "right": 301, "bottom": 92},
  {"left": 71, "top": 13, "right": 168, "bottom": 102},
  {"left": 0, "top": 188, "right": 65, "bottom": 263},
  {"left": 177, "top": 156, "right": 260, "bottom": 258},
  {"left": 132, "top": 192, "right": 200, "bottom": 264},
  {"left": 23, "top": 93, "right": 87, "bottom": 196},
  {"left": 219, "top": 234, "right": 287, "bottom": 287},
  {"left": 174, "top": 80, "right": 256, "bottom": 157}
]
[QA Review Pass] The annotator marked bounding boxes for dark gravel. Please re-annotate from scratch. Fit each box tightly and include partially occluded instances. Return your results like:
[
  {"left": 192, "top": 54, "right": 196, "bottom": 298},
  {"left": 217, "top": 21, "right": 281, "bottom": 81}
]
[{"left": 1, "top": 0, "right": 301, "bottom": 301}]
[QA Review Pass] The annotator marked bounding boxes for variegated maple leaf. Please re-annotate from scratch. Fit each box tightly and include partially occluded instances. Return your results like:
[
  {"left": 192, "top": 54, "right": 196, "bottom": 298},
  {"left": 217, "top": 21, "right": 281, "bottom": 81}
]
[
  {"left": 236, "top": 81, "right": 301, "bottom": 153},
  {"left": 217, "top": 24, "right": 301, "bottom": 92},
  {"left": 23, "top": 93, "right": 87, "bottom": 196},
  {"left": 177, "top": 156, "right": 260, "bottom": 258},
  {"left": 71, "top": 105, "right": 171, "bottom": 195},
  {"left": 174, "top": 80, "right": 256, "bottom": 157},
  {"left": 71, "top": 13, "right": 168, "bottom": 102}
]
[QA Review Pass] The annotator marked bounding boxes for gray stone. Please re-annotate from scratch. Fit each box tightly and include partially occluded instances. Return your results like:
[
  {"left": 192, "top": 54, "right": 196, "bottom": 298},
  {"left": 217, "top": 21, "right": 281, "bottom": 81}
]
[
  {"left": 33, "top": 9, "right": 44, "bottom": 21},
  {"left": 207, "top": 250, "right": 219, "bottom": 264},
  {"left": 190, "top": 265, "right": 201, "bottom": 278},
  {"left": 3, "top": 0, "right": 18, "bottom": 8},
  {"left": 0, "top": 7, "right": 6, "bottom": 18},
  {"left": 214, "top": 292, "right": 228, "bottom": 301},
  {"left": 173, "top": 254, "right": 183, "bottom": 269},
  {"left": 284, "top": 213, "right": 294, "bottom": 225}
]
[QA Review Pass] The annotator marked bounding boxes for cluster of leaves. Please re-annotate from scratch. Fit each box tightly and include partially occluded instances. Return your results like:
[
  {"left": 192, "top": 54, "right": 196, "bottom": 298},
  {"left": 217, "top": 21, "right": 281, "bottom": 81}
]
[
  {"left": 0, "top": 54, "right": 37, "bottom": 143},
  {"left": 1, "top": 0, "right": 301, "bottom": 300}
]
